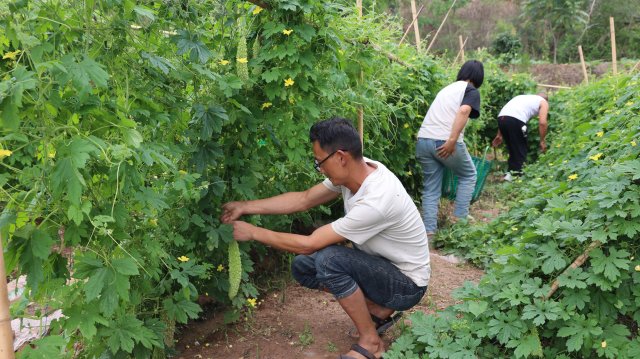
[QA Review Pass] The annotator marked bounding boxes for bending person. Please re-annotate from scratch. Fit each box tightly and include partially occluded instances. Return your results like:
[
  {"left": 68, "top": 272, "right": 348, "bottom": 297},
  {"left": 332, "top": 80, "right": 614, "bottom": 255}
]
[
  {"left": 221, "top": 117, "right": 430, "bottom": 359},
  {"left": 416, "top": 60, "right": 484, "bottom": 235},
  {"left": 492, "top": 93, "right": 549, "bottom": 180}
]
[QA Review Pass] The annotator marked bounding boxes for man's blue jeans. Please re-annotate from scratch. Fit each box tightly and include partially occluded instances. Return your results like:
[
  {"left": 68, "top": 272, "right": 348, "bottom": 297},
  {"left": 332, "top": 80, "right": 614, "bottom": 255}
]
[
  {"left": 416, "top": 138, "right": 477, "bottom": 233},
  {"left": 292, "top": 245, "right": 427, "bottom": 311}
]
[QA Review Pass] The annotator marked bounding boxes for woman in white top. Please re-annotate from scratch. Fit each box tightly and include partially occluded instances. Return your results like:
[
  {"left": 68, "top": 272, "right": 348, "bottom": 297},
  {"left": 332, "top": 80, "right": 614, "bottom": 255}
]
[{"left": 415, "top": 60, "right": 484, "bottom": 234}]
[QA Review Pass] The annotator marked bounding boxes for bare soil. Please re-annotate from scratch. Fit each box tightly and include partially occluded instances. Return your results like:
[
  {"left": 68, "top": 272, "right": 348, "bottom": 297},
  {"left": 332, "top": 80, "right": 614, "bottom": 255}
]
[{"left": 175, "top": 249, "right": 484, "bottom": 359}]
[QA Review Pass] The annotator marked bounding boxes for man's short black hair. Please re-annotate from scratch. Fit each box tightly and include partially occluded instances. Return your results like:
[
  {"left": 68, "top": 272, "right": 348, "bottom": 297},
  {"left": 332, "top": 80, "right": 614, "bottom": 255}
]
[
  {"left": 456, "top": 60, "right": 484, "bottom": 88},
  {"left": 309, "top": 117, "right": 363, "bottom": 160}
]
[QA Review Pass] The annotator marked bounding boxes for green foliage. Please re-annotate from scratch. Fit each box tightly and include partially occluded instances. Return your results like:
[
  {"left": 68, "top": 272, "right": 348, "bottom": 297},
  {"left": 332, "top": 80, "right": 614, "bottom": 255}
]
[
  {"left": 388, "top": 74, "right": 640, "bottom": 358},
  {"left": 0, "top": 0, "right": 447, "bottom": 356},
  {"left": 491, "top": 32, "right": 522, "bottom": 65}
]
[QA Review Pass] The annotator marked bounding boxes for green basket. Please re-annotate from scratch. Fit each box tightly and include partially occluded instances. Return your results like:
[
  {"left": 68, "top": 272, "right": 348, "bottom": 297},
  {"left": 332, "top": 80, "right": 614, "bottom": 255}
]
[{"left": 441, "top": 147, "right": 493, "bottom": 203}]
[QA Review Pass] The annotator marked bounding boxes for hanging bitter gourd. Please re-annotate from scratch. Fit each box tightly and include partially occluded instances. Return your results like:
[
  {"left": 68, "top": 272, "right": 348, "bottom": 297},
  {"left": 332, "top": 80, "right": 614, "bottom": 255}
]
[
  {"left": 228, "top": 240, "right": 241, "bottom": 299},
  {"left": 236, "top": 23, "right": 249, "bottom": 84}
]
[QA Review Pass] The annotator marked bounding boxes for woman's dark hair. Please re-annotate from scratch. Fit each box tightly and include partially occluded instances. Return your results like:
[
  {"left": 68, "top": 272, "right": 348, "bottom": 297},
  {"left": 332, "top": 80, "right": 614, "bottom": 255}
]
[
  {"left": 456, "top": 60, "right": 484, "bottom": 88},
  {"left": 309, "top": 117, "right": 363, "bottom": 160}
]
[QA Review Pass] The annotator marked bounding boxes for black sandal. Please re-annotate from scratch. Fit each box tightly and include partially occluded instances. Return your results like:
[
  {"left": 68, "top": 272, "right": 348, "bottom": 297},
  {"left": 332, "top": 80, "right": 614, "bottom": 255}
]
[
  {"left": 338, "top": 343, "right": 379, "bottom": 359},
  {"left": 347, "top": 312, "right": 404, "bottom": 339}
]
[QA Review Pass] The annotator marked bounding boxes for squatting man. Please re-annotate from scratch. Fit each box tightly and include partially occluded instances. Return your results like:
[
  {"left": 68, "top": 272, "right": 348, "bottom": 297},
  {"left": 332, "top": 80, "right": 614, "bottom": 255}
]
[{"left": 221, "top": 117, "right": 430, "bottom": 359}]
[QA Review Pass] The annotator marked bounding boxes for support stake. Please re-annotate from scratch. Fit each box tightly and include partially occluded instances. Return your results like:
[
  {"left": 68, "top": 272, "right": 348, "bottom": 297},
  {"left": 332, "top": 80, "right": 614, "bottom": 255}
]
[
  {"left": 458, "top": 35, "right": 465, "bottom": 63},
  {"left": 610, "top": 17, "right": 617, "bottom": 75},
  {"left": 410, "top": 0, "right": 421, "bottom": 52},
  {"left": 0, "top": 234, "right": 15, "bottom": 358},
  {"left": 426, "top": 0, "right": 457, "bottom": 53},
  {"left": 578, "top": 45, "right": 589, "bottom": 84},
  {"left": 399, "top": 4, "right": 424, "bottom": 45}
]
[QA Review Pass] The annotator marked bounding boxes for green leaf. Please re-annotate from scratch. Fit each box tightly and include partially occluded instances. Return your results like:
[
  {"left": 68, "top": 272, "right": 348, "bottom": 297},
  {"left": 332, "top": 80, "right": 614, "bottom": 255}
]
[
  {"left": 174, "top": 30, "right": 211, "bottom": 64},
  {"left": 67, "top": 205, "right": 83, "bottom": 225},
  {"left": 121, "top": 127, "right": 143, "bottom": 148},
  {"left": 112, "top": 257, "right": 139, "bottom": 276},
  {"left": 590, "top": 247, "right": 631, "bottom": 281},
  {"left": 84, "top": 267, "right": 108, "bottom": 301},
  {"left": 467, "top": 300, "right": 488, "bottom": 317},
  {"left": 19, "top": 335, "right": 66, "bottom": 359},
  {"left": 163, "top": 297, "right": 202, "bottom": 324},
  {"left": 514, "top": 329, "right": 543, "bottom": 358}
]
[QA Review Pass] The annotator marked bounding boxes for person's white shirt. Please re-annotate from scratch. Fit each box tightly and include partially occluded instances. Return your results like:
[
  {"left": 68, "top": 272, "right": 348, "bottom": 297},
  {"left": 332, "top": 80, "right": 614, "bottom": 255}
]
[
  {"left": 323, "top": 159, "right": 430, "bottom": 287},
  {"left": 417, "top": 81, "right": 472, "bottom": 142},
  {"left": 498, "top": 95, "right": 545, "bottom": 124}
]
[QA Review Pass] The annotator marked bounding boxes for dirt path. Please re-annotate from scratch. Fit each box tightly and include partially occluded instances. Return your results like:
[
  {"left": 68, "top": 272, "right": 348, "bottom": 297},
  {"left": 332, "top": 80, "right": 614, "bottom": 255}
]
[{"left": 175, "top": 249, "right": 484, "bottom": 359}]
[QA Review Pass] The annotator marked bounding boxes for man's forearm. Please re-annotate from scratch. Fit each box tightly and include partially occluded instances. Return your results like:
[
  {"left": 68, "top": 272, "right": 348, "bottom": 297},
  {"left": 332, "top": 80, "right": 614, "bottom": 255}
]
[
  {"left": 449, "top": 107, "right": 471, "bottom": 142},
  {"left": 251, "top": 226, "right": 316, "bottom": 254},
  {"left": 242, "top": 191, "right": 311, "bottom": 215}
]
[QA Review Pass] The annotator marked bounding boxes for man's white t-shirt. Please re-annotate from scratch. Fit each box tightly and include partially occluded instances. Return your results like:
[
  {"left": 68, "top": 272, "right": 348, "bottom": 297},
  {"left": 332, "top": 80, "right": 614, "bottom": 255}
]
[
  {"left": 322, "top": 159, "right": 430, "bottom": 287},
  {"left": 498, "top": 95, "right": 545, "bottom": 124}
]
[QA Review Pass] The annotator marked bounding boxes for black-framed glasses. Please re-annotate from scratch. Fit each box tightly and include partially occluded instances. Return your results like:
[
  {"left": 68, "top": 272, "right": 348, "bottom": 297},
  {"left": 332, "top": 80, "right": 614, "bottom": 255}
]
[{"left": 314, "top": 150, "right": 340, "bottom": 172}]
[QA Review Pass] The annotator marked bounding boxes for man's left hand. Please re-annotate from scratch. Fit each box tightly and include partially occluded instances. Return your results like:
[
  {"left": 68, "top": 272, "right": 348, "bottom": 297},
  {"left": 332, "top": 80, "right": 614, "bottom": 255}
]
[
  {"left": 437, "top": 139, "right": 456, "bottom": 159},
  {"left": 540, "top": 140, "right": 547, "bottom": 153},
  {"left": 231, "top": 221, "right": 256, "bottom": 242}
]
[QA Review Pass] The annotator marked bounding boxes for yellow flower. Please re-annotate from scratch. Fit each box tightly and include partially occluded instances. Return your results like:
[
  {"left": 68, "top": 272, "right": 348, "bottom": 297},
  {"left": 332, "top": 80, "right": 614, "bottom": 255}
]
[
  {"left": 555, "top": 144, "right": 561, "bottom": 148},
  {"left": 47, "top": 149, "right": 56, "bottom": 159},
  {"left": 589, "top": 153, "right": 603, "bottom": 161},
  {"left": 284, "top": 77, "right": 294, "bottom": 87},
  {"left": 177, "top": 255, "right": 190, "bottom": 262},
  {"left": 247, "top": 298, "right": 257, "bottom": 307},
  {"left": 252, "top": 6, "right": 263, "bottom": 15},
  {"left": 635, "top": 265, "right": 640, "bottom": 272},
  {"left": 511, "top": 227, "right": 518, "bottom": 231},
  {"left": 632, "top": 141, "right": 637, "bottom": 147},
  {"left": 261, "top": 102, "right": 272, "bottom": 110},
  {"left": 568, "top": 174, "right": 578, "bottom": 181},
  {"left": 0, "top": 149, "right": 13, "bottom": 159},
  {"left": 217, "top": 264, "right": 224, "bottom": 272},
  {"left": 626, "top": 101, "right": 634, "bottom": 107},
  {"left": 218, "top": 59, "right": 230, "bottom": 65},
  {"left": 149, "top": 218, "right": 158, "bottom": 226},
  {"left": 179, "top": 170, "right": 187, "bottom": 175},
  {"left": 596, "top": 131, "right": 604, "bottom": 137},
  {"left": 601, "top": 341, "right": 607, "bottom": 348},
  {"left": 282, "top": 29, "right": 293, "bottom": 36},
  {"left": 237, "top": 57, "right": 248, "bottom": 64},
  {"left": 2, "top": 50, "right": 21, "bottom": 60},
  {"left": 403, "top": 123, "right": 409, "bottom": 129}
]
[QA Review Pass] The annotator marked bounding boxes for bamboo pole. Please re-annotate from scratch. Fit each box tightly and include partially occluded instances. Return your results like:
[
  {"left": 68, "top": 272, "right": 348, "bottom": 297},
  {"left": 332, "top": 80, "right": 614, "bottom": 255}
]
[
  {"left": 410, "top": 0, "right": 421, "bottom": 52},
  {"left": 356, "top": 0, "right": 364, "bottom": 146},
  {"left": 545, "top": 241, "right": 601, "bottom": 300},
  {"left": 578, "top": 45, "right": 589, "bottom": 84},
  {"left": 426, "top": 0, "right": 457, "bottom": 53},
  {"left": 458, "top": 35, "right": 465, "bottom": 62},
  {"left": 0, "top": 234, "right": 15, "bottom": 358},
  {"left": 537, "top": 83, "right": 571, "bottom": 89},
  {"left": 399, "top": 4, "right": 424, "bottom": 45},
  {"left": 631, "top": 60, "right": 640, "bottom": 73},
  {"left": 610, "top": 17, "right": 617, "bottom": 75},
  {"left": 453, "top": 36, "right": 468, "bottom": 64}
]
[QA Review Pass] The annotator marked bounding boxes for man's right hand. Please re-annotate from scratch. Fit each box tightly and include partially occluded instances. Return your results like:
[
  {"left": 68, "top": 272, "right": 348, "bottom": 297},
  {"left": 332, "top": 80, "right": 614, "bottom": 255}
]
[
  {"left": 540, "top": 140, "right": 547, "bottom": 153},
  {"left": 492, "top": 136, "right": 503, "bottom": 148},
  {"left": 221, "top": 201, "right": 245, "bottom": 223}
]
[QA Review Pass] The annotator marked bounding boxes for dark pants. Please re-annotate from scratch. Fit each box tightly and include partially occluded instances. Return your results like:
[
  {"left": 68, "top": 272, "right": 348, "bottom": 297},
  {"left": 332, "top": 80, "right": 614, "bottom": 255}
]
[
  {"left": 291, "top": 245, "right": 427, "bottom": 311},
  {"left": 498, "top": 116, "right": 528, "bottom": 173}
]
